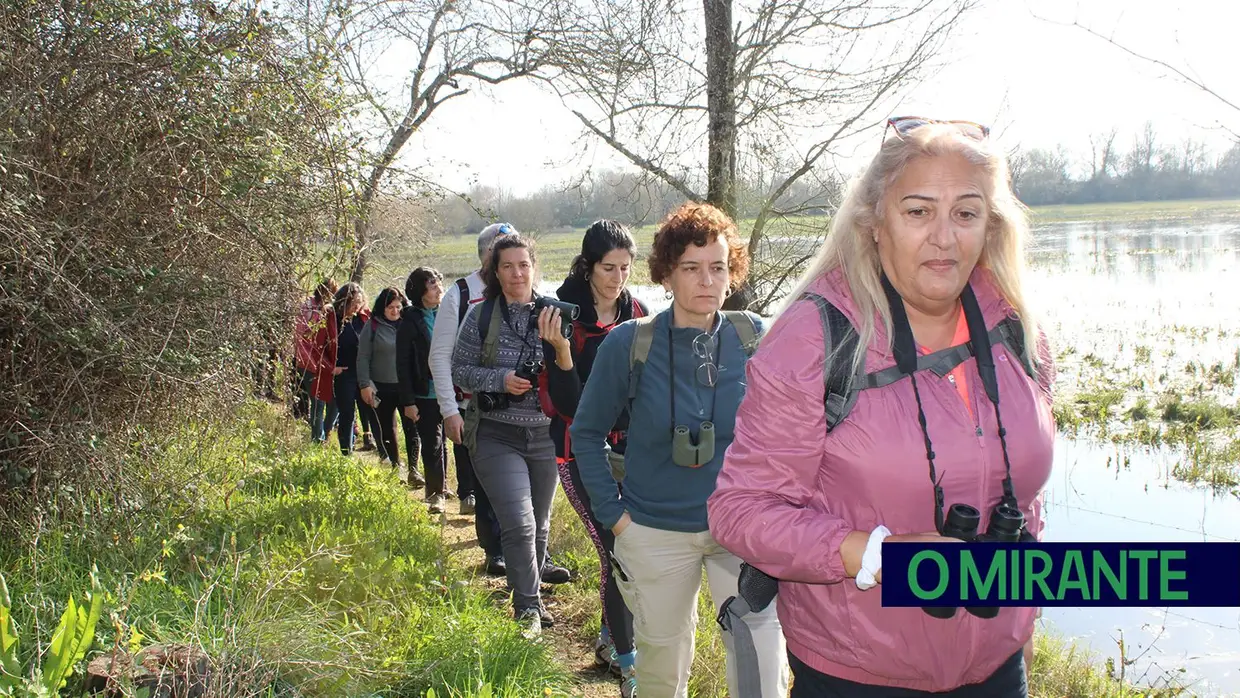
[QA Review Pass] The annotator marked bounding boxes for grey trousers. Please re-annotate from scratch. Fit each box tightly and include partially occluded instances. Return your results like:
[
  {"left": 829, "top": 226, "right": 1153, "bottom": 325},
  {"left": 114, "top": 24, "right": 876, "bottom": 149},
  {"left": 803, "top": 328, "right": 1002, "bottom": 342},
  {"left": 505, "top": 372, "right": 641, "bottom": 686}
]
[{"left": 471, "top": 418, "right": 558, "bottom": 612}]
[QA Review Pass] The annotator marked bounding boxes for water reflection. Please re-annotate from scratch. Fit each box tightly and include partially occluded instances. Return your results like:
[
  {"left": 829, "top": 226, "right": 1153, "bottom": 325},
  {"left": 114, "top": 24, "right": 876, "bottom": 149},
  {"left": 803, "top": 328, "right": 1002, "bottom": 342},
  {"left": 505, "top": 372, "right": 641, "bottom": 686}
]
[
  {"left": 1031, "top": 220, "right": 1240, "bottom": 283},
  {"left": 1043, "top": 438, "right": 1240, "bottom": 696}
]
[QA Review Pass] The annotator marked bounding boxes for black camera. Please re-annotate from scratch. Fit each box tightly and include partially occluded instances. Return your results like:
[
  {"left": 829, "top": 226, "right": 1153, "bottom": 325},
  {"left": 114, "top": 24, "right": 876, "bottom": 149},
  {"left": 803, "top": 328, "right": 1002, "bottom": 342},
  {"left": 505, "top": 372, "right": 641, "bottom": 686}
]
[
  {"left": 923, "top": 502, "right": 1033, "bottom": 620},
  {"left": 477, "top": 360, "right": 544, "bottom": 412},
  {"left": 476, "top": 391, "right": 510, "bottom": 412},
  {"left": 510, "top": 359, "right": 544, "bottom": 403},
  {"left": 534, "top": 297, "right": 580, "bottom": 339}
]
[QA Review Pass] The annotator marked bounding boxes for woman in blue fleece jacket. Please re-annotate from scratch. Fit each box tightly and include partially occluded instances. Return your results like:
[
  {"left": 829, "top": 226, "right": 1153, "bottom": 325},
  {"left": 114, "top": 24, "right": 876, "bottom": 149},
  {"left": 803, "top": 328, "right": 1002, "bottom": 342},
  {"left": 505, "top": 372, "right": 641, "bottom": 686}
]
[{"left": 569, "top": 202, "right": 788, "bottom": 698}]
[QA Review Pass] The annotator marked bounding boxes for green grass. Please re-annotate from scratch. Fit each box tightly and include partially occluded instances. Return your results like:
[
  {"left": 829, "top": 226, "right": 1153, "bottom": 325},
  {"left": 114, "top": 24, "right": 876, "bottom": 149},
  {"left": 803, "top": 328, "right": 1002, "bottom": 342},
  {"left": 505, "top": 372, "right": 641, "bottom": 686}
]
[
  {"left": 1029, "top": 632, "right": 1187, "bottom": 697},
  {"left": 0, "top": 405, "right": 571, "bottom": 697},
  {"left": 1027, "top": 198, "right": 1240, "bottom": 223}
]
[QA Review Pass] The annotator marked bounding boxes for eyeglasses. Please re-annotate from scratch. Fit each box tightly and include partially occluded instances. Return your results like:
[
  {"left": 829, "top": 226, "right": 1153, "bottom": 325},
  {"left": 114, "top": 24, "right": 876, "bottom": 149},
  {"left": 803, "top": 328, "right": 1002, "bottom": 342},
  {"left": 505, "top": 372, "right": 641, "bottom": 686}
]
[
  {"left": 693, "top": 333, "right": 719, "bottom": 387},
  {"left": 885, "top": 115, "right": 990, "bottom": 142}
]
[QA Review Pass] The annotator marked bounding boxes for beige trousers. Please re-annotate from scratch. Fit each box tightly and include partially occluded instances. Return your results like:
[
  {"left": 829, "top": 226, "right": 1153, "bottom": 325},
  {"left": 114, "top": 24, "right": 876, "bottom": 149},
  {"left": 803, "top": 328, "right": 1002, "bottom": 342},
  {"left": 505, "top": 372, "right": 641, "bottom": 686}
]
[{"left": 611, "top": 521, "right": 790, "bottom": 698}]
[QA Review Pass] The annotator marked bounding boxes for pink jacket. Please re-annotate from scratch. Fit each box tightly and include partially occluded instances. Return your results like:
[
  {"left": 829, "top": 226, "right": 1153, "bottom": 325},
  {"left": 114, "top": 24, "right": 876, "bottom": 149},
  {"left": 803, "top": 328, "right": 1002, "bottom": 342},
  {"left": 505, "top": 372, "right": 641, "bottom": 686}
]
[{"left": 707, "top": 267, "right": 1055, "bottom": 692}]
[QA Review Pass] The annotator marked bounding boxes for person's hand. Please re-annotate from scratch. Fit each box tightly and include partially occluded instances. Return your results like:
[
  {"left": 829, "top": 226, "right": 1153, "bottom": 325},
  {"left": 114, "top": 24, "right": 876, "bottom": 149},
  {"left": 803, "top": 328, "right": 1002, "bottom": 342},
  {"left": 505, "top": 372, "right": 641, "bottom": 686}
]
[
  {"left": 360, "top": 385, "right": 377, "bottom": 407},
  {"left": 332, "top": 367, "right": 345, "bottom": 376},
  {"left": 444, "top": 413, "right": 464, "bottom": 444},
  {"left": 538, "top": 306, "right": 570, "bottom": 350},
  {"left": 612, "top": 512, "right": 632, "bottom": 536},
  {"left": 403, "top": 405, "right": 419, "bottom": 422},
  {"left": 504, "top": 370, "right": 532, "bottom": 395},
  {"left": 875, "top": 532, "right": 963, "bottom": 584},
  {"left": 842, "top": 530, "right": 960, "bottom": 584}
]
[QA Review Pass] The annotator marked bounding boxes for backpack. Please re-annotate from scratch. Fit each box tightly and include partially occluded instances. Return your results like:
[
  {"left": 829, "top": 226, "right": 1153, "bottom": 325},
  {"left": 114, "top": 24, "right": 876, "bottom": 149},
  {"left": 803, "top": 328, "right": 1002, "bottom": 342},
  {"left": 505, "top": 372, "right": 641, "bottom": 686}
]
[
  {"left": 460, "top": 298, "right": 505, "bottom": 454},
  {"left": 625, "top": 310, "right": 763, "bottom": 404},
  {"left": 455, "top": 277, "right": 470, "bottom": 325},
  {"left": 797, "top": 290, "right": 1036, "bottom": 432}
]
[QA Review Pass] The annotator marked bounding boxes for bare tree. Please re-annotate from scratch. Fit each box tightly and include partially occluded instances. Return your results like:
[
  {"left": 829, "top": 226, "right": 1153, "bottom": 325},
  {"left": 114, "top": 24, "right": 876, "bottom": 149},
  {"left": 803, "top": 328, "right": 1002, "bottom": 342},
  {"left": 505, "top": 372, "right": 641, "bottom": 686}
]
[
  {"left": 1070, "top": 21, "right": 1238, "bottom": 134},
  {"left": 319, "top": 0, "right": 563, "bottom": 282},
  {"left": 1088, "top": 129, "right": 1118, "bottom": 181},
  {"left": 537, "top": 0, "right": 975, "bottom": 310}
]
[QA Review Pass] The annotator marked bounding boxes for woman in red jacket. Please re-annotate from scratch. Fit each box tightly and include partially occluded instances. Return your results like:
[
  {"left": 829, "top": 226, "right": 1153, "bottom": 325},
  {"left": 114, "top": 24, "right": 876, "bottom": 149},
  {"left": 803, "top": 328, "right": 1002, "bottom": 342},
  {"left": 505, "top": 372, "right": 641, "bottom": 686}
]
[{"left": 308, "top": 281, "right": 340, "bottom": 444}]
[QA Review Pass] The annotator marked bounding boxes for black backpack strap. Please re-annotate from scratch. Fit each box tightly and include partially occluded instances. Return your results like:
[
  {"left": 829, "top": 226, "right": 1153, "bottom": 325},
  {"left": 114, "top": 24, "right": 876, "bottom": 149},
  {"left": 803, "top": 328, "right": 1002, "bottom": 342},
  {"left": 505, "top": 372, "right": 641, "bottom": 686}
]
[
  {"left": 994, "top": 315, "right": 1036, "bottom": 382},
  {"left": 456, "top": 277, "right": 470, "bottom": 325},
  {"left": 477, "top": 298, "right": 500, "bottom": 364},
  {"left": 799, "top": 292, "right": 863, "bottom": 433}
]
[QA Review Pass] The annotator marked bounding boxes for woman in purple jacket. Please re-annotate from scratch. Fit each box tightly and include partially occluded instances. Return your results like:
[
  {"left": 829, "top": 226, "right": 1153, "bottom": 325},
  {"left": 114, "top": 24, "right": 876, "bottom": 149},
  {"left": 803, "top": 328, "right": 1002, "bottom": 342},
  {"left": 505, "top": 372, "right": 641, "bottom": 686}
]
[{"left": 708, "top": 117, "right": 1056, "bottom": 697}]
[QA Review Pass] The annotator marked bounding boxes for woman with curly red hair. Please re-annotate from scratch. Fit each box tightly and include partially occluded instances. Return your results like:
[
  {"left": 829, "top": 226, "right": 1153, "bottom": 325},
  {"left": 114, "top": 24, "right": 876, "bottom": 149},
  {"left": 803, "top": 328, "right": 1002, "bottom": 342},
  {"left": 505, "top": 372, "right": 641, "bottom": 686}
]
[{"left": 570, "top": 202, "right": 789, "bottom": 698}]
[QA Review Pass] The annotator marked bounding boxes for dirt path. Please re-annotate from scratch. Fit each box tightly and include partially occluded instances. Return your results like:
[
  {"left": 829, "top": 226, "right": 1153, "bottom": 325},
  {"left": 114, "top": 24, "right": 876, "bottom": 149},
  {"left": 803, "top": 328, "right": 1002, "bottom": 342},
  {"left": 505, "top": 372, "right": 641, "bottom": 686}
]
[{"left": 379, "top": 457, "right": 618, "bottom": 698}]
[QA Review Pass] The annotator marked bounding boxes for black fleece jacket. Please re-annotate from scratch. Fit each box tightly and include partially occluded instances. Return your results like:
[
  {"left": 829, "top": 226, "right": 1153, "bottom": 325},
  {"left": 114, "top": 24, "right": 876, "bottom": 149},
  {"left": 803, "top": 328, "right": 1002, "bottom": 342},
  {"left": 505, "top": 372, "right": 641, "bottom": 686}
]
[{"left": 544, "top": 276, "right": 649, "bottom": 461}]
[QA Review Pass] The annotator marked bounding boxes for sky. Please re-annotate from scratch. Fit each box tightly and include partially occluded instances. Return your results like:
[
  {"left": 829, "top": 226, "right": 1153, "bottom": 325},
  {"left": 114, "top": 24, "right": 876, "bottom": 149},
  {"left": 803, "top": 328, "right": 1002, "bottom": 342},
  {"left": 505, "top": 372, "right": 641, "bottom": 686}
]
[{"left": 394, "top": 0, "right": 1238, "bottom": 198}]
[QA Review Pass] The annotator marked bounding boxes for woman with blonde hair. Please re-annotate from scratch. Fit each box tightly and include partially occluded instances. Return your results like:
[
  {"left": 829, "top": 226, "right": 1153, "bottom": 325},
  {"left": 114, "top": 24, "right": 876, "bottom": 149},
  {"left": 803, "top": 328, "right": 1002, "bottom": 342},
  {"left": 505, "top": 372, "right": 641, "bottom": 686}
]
[{"left": 708, "top": 117, "right": 1055, "bottom": 697}]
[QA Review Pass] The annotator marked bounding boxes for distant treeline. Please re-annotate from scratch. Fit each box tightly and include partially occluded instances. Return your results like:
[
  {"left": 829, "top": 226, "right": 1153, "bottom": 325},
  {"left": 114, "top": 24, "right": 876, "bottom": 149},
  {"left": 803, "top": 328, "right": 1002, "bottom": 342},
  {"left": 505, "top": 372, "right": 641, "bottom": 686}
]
[
  {"left": 430, "top": 168, "right": 845, "bottom": 235},
  {"left": 421, "top": 124, "right": 1239, "bottom": 237},
  {"left": 1009, "top": 124, "right": 1240, "bottom": 206}
]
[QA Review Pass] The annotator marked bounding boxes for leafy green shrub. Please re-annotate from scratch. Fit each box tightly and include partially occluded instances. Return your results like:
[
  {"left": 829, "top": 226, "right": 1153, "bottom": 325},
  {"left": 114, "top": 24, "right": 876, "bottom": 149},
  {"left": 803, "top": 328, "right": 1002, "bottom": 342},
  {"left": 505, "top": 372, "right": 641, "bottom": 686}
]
[{"left": 0, "top": 0, "right": 357, "bottom": 526}]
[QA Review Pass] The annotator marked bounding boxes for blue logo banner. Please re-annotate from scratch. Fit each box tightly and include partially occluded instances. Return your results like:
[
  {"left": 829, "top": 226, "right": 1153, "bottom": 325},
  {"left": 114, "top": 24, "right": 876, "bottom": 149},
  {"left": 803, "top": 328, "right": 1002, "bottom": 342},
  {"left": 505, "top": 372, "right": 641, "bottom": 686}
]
[{"left": 880, "top": 542, "right": 1240, "bottom": 607}]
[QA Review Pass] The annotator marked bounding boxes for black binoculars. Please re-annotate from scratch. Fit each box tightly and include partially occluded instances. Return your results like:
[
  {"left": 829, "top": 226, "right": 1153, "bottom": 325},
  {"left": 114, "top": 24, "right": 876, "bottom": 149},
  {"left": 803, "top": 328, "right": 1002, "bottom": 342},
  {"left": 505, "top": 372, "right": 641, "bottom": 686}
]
[
  {"left": 923, "top": 503, "right": 1033, "bottom": 620},
  {"left": 534, "top": 297, "right": 580, "bottom": 338},
  {"left": 476, "top": 360, "right": 544, "bottom": 413}
]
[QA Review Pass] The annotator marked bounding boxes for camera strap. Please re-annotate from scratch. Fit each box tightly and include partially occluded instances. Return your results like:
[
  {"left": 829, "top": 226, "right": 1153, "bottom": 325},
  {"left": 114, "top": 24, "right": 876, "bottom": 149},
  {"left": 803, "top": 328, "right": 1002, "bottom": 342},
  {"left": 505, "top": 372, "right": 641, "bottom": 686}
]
[
  {"left": 667, "top": 314, "right": 721, "bottom": 440},
  {"left": 880, "top": 273, "right": 1019, "bottom": 533},
  {"left": 497, "top": 295, "right": 539, "bottom": 352}
]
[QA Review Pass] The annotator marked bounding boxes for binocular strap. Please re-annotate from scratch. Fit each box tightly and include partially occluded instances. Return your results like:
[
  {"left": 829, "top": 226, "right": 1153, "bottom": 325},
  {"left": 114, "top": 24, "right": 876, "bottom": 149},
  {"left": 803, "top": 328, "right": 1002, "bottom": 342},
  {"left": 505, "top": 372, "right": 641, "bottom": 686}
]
[{"left": 716, "top": 594, "right": 768, "bottom": 698}]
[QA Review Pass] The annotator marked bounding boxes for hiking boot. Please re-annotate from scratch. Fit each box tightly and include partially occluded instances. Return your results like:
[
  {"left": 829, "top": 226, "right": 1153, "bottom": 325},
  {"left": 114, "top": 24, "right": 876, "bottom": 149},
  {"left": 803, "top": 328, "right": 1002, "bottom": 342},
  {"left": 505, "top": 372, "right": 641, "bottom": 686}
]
[
  {"left": 486, "top": 555, "right": 506, "bottom": 576},
  {"left": 516, "top": 607, "right": 541, "bottom": 639},
  {"left": 538, "top": 603, "right": 554, "bottom": 628},
  {"left": 619, "top": 666, "right": 637, "bottom": 698},
  {"left": 407, "top": 468, "right": 426, "bottom": 489},
  {"left": 459, "top": 494, "right": 476, "bottom": 515},
  {"left": 540, "top": 561, "right": 572, "bottom": 585},
  {"left": 594, "top": 636, "right": 620, "bottom": 677},
  {"left": 427, "top": 493, "right": 445, "bottom": 514},
  {"left": 359, "top": 433, "right": 376, "bottom": 452}
]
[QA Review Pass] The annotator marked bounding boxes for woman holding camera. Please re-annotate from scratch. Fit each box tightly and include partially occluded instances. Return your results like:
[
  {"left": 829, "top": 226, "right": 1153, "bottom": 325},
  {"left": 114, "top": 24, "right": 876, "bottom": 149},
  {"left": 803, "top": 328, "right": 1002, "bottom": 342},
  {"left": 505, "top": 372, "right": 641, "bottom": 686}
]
[
  {"left": 707, "top": 117, "right": 1056, "bottom": 696},
  {"left": 538, "top": 220, "right": 648, "bottom": 693},
  {"left": 451, "top": 233, "right": 558, "bottom": 635},
  {"left": 569, "top": 203, "right": 788, "bottom": 698}
]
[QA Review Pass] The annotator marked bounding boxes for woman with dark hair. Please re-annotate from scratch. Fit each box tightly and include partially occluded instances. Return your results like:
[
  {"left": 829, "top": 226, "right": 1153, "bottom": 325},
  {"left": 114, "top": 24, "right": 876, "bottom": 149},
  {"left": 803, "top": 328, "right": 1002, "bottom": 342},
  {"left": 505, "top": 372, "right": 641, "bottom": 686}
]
[
  {"left": 308, "top": 292, "right": 340, "bottom": 445},
  {"left": 570, "top": 203, "right": 788, "bottom": 697},
  {"left": 398, "top": 266, "right": 451, "bottom": 513},
  {"left": 452, "top": 234, "right": 558, "bottom": 637},
  {"left": 333, "top": 282, "right": 382, "bottom": 456},
  {"left": 359, "top": 286, "right": 426, "bottom": 488},
  {"left": 537, "top": 220, "right": 648, "bottom": 692}
]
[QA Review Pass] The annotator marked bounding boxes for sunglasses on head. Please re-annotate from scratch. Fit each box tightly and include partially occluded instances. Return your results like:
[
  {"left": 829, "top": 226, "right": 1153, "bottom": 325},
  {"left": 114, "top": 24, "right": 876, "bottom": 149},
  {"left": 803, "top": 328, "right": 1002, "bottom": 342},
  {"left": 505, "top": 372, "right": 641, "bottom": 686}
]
[{"left": 885, "top": 115, "right": 990, "bottom": 141}]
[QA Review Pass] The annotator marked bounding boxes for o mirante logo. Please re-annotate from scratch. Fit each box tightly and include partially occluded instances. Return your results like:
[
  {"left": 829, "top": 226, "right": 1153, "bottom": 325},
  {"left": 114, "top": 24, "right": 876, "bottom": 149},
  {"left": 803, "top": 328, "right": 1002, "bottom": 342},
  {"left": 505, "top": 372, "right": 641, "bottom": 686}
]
[{"left": 882, "top": 543, "right": 1237, "bottom": 608}]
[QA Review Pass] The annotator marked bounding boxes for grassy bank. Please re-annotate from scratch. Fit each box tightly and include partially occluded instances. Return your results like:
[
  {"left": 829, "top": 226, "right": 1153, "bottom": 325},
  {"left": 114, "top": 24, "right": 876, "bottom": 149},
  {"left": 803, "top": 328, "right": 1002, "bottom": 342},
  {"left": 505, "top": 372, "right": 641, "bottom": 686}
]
[
  {"left": 0, "top": 405, "right": 570, "bottom": 697},
  {"left": 1027, "top": 197, "right": 1240, "bottom": 223}
]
